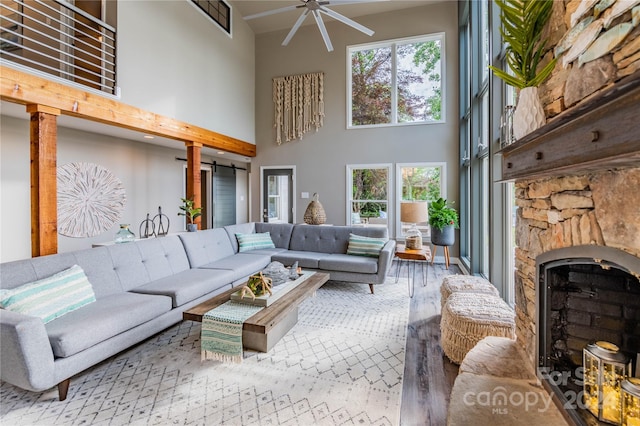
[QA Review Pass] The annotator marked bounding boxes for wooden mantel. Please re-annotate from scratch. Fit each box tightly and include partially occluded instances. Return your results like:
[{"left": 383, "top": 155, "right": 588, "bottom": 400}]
[
  {"left": 500, "top": 70, "right": 640, "bottom": 182},
  {"left": 0, "top": 66, "right": 256, "bottom": 158}
]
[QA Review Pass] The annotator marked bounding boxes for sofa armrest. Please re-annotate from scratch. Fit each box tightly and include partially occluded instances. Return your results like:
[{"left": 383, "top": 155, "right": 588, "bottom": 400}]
[
  {"left": 377, "top": 240, "right": 396, "bottom": 279},
  {"left": 0, "top": 309, "right": 55, "bottom": 392}
]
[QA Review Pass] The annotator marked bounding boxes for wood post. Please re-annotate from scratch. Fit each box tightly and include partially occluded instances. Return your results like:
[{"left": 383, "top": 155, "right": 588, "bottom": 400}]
[
  {"left": 185, "top": 141, "right": 202, "bottom": 229},
  {"left": 28, "top": 104, "right": 60, "bottom": 257}
]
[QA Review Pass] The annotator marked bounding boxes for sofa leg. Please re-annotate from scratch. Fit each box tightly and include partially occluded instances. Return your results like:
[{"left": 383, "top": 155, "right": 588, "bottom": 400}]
[
  {"left": 58, "top": 379, "right": 70, "bottom": 401},
  {"left": 369, "top": 284, "right": 374, "bottom": 294}
]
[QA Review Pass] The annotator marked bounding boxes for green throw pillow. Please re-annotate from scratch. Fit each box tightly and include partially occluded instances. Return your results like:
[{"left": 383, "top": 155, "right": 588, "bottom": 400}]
[
  {"left": 236, "top": 232, "right": 276, "bottom": 252},
  {"left": 0, "top": 264, "right": 97, "bottom": 324},
  {"left": 346, "top": 233, "right": 387, "bottom": 257}
]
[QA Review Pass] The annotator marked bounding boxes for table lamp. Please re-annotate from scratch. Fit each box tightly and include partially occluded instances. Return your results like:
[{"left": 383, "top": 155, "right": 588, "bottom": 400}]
[{"left": 401, "top": 201, "right": 428, "bottom": 250}]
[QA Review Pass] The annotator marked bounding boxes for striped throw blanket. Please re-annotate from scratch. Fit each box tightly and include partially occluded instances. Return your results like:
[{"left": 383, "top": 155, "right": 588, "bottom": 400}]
[{"left": 201, "top": 301, "right": 263, "bottom": 363}]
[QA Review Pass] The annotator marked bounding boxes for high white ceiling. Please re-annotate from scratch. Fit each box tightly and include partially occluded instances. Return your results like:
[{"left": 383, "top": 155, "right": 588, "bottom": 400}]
[{"left": 232, "top": 0, "right": 440, "bottom": 34}]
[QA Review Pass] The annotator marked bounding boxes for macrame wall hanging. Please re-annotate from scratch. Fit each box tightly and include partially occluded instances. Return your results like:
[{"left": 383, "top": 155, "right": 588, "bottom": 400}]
[{"left": 273, "top": 72, "right": 324, "bottom": 145}]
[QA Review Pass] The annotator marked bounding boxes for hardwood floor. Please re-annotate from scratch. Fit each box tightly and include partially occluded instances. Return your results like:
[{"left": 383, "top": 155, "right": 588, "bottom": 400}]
[{"left": 392, "top": 259, "right": 461, "bottom": 426}]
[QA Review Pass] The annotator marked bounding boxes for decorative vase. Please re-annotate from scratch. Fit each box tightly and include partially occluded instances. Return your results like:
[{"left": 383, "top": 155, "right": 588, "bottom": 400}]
[
  {"left": 513, "top": 86, "right": 545, "bottom": 140},
  {"left": 187, "top": 223, "right": 198, "bottom": 232},
  {"left": 431, "top": 225, "right": 455, "bottom": 247},
  {"left": 115, "top": 224, "right": 135, "bottom": 243},
  {"left": 303, "top": 193, "right": 327, "bottom": 225}
]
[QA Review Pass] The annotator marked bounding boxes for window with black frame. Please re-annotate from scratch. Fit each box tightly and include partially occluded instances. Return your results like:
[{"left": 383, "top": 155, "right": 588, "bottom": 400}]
[{"left": 191, "top": 0, "right": 231, "bottom": 34}]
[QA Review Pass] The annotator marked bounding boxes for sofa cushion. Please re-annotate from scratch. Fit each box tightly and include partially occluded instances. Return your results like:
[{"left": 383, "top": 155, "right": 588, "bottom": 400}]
[
  {"left": 236, "top": 232, "right": 276, "bottom": 252},
  {"left": 199, "top": 253, "right": 272, "bottom": 281},
  {"left": 224, "top": 223, "right": 256, "bottom": 253},
  {"left": 346, "top": 233, "right": 387, "bottom": 257},
  {"left": 319, "top": 254, "right": 379, "bottom": 274},
  {"left": 255, "top": 223, "right": 294, "bottom": 249},
  {"left": 0, "top": 265, "right": 97, "bottom": 324},
  {"left": 288, "top": 225, "right": 389, "bottom": 254},
  {"left": 106, "top": 242, "right": 150, "bottom": 291},
  {"left": 130, "top": 268, "right": 235, "bottom": 307},
  {"left": 271, "top": 250, "right": 331, "bottom": 269},
  {"left": 46, "top": 292, "right": 172, "bottom": 358},
  {"left": 135, "top": 236, "right": 191, "bottom": 279},
  {"left": 178, "top": 228, "right": 235, "bottom": 268},
  {"left": 73, "top": 247, "right": 123, "bottom": 297}
]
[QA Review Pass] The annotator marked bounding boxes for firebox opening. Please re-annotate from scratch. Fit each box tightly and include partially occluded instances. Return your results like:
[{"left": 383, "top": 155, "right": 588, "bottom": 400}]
[{"left": 537, "top": 250, "right": 640, "bottom": 425}]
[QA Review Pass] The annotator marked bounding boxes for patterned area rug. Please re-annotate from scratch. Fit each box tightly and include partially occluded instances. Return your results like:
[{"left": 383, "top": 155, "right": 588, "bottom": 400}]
[{"left": 1, "top": 279, "right": 410, "bottom": 425}]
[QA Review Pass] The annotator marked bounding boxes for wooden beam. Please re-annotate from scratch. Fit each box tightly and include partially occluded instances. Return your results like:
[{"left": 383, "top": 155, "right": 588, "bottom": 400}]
[
  {"left": 1, "top": 66, "right": 256, "bottom": 158},
  {"left": 30, "top": 105, "right": 60, "bottom": 257},
  {"left": 186, "top": 142, "right": 202, "bottom": 230}
]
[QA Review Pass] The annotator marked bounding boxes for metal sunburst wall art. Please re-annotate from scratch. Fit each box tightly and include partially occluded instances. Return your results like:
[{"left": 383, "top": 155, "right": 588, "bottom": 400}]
[{"left": 57, "top": 162, "right": 126, "bottom": 238}]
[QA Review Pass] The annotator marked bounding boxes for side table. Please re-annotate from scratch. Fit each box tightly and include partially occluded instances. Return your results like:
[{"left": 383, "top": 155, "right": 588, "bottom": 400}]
[{"left": 395, "top": 244, "right": 431, "bottom": 298}]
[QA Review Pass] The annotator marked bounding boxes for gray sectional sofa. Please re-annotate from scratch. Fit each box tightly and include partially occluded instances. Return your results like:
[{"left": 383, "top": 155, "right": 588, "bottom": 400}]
[{"left": 0, "top": 222, "right": 394, "bottom": 400}]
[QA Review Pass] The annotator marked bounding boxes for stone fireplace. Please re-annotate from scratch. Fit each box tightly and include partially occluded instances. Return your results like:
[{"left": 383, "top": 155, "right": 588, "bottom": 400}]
[{"left": 514, "top": 169, "right": 640, "bottom": 424}]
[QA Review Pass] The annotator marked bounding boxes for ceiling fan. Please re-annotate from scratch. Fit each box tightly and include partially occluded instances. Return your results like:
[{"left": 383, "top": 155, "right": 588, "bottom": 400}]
[{"left": 243, "top": 0, "right": 377, "bottom": 52}]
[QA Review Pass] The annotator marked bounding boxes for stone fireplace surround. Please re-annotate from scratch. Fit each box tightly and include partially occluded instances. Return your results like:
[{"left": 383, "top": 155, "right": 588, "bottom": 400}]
[
  {"left": 514, "top": 168, "right": 640, "bottom": 424},
  {"left": 515, "top": 168, "right": 640, "bottom": 370}
]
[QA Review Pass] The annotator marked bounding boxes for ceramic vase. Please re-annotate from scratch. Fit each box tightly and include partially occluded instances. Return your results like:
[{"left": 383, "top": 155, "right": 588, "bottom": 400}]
[{"left": 513, "top": 86, "right": 546, "bottom": 140}]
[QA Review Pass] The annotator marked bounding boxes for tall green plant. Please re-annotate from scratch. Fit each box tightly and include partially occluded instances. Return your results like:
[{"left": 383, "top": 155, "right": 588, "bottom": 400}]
[
  {"left": 488, "top": 0, "right": 557, "bottom": 89},
  {"left": 428, "top": 198, "right": 459, "bottom": 231}
]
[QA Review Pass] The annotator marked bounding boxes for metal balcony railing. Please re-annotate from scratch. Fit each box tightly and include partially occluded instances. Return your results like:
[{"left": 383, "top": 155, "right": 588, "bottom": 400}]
[{"left": 1, "top": 0, "right": 117, "bottom": 95}]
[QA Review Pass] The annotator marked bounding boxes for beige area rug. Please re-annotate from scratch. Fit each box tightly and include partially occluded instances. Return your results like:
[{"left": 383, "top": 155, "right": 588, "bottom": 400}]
[{"left": 0, "top": 279, "right": 410, "bottom": 425}]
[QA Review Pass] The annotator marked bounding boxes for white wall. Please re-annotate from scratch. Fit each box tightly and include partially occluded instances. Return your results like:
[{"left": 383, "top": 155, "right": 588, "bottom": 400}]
[
  {"left": 0, "top": 116, "right": 249, "bottom": 262},
  {"left": 117, "top": 0, "right": 256, "bottom": 143},
  {"left": 251, "top": 3, "right": 459, "bottom": 249}
]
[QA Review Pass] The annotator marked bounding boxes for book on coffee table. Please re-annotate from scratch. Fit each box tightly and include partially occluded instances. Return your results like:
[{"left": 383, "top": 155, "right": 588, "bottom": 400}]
[{"left": 230, "top": 271, "right": 315, "bottom": 307}]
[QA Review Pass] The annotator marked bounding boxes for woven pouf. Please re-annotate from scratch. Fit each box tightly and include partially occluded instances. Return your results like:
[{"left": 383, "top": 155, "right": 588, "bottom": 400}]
[
  {"left": 440, "top": 292, "right": 515, "bottom": 365},
  {"left": 440, "top": 274, "right": 500, "bottom": 308}
]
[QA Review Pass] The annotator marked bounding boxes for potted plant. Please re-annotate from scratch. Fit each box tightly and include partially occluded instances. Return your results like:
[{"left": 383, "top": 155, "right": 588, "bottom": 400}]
[
  {"left": 488, "top": 0, "right": 556, "bottom": 140},
  {"left": 428, "top": 197, "right": 459, "bottom": 247},
  {"left": 178, "top": 197, "right": 202, "bottom": 232}
]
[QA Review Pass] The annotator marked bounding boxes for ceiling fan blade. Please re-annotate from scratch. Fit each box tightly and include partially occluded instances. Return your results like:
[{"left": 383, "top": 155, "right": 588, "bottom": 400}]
[
  {"left": 243, "top": 4, "right": 300, "bottom": 21},
  {"left": 282, "top": 9, "right": 311, "bottom": 46},
  {"left": 318, "top": 6, "right": 374, "bottom": 36},
  {"left": 312, "top": 10, "right": 334, "bottom": 52}
]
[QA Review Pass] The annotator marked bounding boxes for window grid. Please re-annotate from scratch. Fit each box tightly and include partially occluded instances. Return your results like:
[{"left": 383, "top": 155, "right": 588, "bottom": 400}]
[
  {"left": 191, "top": 0, "right": 231, "bottom": 34},
  {"left": 347, "top": 33, "right": 445, "bottom": 128}
]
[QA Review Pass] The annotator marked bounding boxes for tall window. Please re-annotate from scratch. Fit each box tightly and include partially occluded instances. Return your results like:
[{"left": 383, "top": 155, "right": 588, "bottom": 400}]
[
  {"left": 346, "top": 165, "right": 391, "bottom": 228},
  {"left": 459, "top": 0, "right": 493, "bottom": 279},
  {"left": 347, "top": 33, "right": 444, "bottom": 128},
  {"left": 396, "top": 163, "right": 446, "bottom": 240},
  {"left": 459, "top": 0, "right": 516, "bottom": 299}
]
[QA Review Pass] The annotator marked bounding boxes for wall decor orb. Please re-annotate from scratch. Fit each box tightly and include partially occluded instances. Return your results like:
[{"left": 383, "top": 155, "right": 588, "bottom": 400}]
[{"left": 57, "top": 162, "right": 126, "bottom": 238}]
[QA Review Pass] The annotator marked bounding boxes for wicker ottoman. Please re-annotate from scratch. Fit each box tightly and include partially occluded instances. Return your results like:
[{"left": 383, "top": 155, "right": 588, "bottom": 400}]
[
  {"left": 440, "top": 292, "right": 515, "bottom": 365},
  {"left": 440, "top": 274, "right": 500, "bottom": 308}
]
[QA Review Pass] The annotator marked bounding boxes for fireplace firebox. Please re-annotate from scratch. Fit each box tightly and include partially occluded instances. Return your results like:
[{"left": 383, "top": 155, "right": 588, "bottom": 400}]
[{"left": 537, "top": 246, "right": 640, "bottom": 425}]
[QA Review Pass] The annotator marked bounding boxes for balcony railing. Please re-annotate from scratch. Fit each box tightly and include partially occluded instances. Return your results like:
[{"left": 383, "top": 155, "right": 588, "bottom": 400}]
[{"left": 1, "top": 0, "right": 117, "bottom": 95}]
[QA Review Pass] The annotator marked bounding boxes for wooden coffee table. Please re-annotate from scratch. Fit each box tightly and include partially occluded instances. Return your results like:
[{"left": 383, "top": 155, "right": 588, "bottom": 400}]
[{"left": 183, "top": 271, "right": 330, "bottom": 352}]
